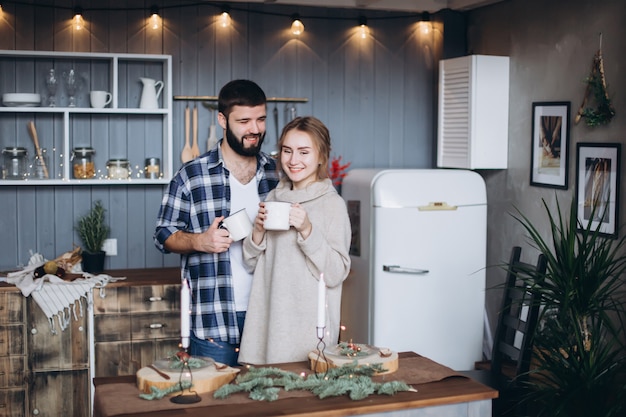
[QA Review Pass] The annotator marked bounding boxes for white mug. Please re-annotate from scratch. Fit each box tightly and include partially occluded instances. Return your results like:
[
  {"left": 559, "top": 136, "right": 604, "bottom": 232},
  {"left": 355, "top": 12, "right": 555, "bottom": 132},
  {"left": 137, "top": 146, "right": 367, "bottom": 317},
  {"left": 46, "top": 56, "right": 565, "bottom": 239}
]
[
  {"left": 263, "top": 201, "right": 291, "bottom": 231},
  {"left": 220, "top": 208, "right": 253, "bottom": 241},
  {"left": 90, "top": 90, "right": 112, "bottom": 108}
]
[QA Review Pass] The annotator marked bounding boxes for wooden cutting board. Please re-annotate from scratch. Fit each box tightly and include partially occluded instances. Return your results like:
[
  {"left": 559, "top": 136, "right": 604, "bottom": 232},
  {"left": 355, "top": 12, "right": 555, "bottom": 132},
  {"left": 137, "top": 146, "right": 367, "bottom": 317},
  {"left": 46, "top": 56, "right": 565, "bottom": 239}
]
[
  {"left": 137, "top": 363, "right": 239, "bottom": 395},
  {"left": 308, "top": 348, "right": 398, "bottom": 375}
]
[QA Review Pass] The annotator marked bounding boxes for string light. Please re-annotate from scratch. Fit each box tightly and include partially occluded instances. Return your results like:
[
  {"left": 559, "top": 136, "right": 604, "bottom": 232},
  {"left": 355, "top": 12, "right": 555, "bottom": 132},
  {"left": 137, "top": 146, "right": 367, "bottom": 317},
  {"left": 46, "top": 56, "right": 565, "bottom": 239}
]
[
  {"left": 73, "top": 6, "right": 84, "bottom": 31},
  {"left": 416, "top": 12, "right": 431, "bottom": 36},
  {"left": 357, "top": 16, "right": 369, "bottom": 39},
  {"left": 148, "top": 5, "right": 161, "bottom": 30},
  {"left": 218, "top": 5, "right": 231, "bottom": 28},
  {"left": 291, "top": 13, "right": 304, "bottom": 36},
  {"left": 149, "top": 5, "right": 161, "bottom": 30}
]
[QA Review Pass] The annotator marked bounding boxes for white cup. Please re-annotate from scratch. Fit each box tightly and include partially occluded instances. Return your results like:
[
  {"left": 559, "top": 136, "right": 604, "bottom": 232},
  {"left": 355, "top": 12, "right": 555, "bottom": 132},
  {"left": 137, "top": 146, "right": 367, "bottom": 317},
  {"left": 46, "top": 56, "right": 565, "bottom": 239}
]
[
  {"left": 263, "top": 201, "right": 291, "bottom": 231},
  {"left": 221, "top": 209, "right": 253, "bottom": 241},
  {"left": 90, "top": 90, "right": 112, "bottom": 108}
]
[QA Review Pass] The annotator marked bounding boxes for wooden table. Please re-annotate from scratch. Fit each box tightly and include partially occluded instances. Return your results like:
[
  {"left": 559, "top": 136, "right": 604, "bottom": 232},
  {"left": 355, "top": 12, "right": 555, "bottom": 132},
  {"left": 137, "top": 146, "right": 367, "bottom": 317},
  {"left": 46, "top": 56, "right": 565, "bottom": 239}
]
[{"left": 93, "top": 352, "right": 497, "bottom": 417}]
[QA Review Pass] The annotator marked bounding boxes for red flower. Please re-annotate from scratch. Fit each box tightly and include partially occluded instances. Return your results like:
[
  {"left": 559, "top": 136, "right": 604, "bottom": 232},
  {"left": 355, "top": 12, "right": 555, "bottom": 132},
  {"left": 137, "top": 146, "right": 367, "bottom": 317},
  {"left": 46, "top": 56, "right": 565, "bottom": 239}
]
[{"left": 329, "top": 156, "right": 351, "bottom": 187}]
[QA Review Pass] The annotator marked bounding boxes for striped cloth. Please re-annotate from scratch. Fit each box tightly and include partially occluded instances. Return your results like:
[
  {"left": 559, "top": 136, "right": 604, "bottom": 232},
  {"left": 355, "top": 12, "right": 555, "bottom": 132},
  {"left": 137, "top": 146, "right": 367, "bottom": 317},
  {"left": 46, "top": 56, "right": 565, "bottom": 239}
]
[{"left": 1, "top": 262, "right": 125, "bottom": 334}]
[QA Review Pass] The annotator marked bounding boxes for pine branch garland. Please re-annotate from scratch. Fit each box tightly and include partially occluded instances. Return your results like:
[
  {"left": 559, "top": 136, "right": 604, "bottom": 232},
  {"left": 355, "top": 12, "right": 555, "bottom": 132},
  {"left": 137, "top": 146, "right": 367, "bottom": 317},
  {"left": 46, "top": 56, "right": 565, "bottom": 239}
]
[{"left": 213, "top": 363, "right": 414, "bottom": 402}]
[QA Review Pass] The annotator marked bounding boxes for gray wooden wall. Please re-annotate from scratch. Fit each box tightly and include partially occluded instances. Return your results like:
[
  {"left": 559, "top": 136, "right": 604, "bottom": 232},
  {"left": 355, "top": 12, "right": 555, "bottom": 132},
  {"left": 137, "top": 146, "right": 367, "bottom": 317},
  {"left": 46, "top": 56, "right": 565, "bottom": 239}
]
[{"left": 0, "top": 1, "right": 448, "bottom": 270}]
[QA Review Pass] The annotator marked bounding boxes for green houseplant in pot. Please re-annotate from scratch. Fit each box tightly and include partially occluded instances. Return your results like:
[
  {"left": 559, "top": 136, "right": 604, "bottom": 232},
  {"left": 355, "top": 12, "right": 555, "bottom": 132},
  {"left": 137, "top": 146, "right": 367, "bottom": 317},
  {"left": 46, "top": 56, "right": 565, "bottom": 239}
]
[
  {"left": 512, "top": 197, "right": 626, "bottom": 417},
  {"left": 75, "top": 200, "right": 110, "bottom": 273}
]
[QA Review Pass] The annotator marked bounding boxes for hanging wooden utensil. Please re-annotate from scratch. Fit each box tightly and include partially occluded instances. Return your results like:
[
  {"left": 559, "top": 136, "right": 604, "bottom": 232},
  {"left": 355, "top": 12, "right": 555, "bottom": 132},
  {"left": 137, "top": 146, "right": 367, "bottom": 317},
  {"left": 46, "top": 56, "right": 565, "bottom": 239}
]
[
  {"left": 191, "top": 104, "right": 200, "bottom": 158},
  {"left": 181, "top": 105, "right": 193, "bottom": 163},
  {"left": 27, "top": 121, "right": 49, "bottom": 178}
]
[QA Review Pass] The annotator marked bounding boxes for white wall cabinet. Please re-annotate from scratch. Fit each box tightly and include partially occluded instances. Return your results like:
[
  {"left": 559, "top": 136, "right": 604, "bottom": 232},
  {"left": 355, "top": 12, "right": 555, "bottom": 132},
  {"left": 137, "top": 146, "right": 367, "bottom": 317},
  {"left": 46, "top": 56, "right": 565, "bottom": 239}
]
[
  {"left": 437, "top": 54, "right": 510, "bottom": 169},
  {"left": 0, "top": 50, "right": 172, "bottom": 185}
]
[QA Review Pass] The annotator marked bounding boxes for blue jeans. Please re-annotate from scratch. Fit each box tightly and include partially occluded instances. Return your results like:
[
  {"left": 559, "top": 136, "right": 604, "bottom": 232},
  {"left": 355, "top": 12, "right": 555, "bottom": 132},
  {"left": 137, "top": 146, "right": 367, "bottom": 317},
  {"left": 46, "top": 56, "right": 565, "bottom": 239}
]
[{"left": 189, "top": 311, "right": 246, "bottom": 366}]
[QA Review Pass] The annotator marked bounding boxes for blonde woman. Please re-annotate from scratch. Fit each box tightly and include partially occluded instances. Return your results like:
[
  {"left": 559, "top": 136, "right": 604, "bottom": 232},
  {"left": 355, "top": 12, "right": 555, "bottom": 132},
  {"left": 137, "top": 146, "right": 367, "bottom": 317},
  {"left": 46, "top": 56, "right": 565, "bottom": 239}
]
[{"left": 239, "top": 116, "right": 351, "bottom": 364}]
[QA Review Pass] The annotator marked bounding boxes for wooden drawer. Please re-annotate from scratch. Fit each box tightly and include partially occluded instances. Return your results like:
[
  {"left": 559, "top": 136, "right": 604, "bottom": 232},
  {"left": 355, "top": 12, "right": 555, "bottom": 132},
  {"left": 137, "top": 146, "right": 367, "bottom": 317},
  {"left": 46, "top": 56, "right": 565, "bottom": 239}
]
[
  {"left": 93, "top": 286, "right": 130, "bottom": 314},
  {"left": 131, "top": 312, "right": 180, "bottom": 340},
  {"left": 94, "top": 284, "right": 181, "bottom": 314},
  {"left": 0, "top": 292, "right": 24, "bottom": 324},
  {"left": 94, "top": 341, "right": 134, "bottom": 376},
  {"left": 0, "top": 389, "right": 26, "bottom": 417},
  {"left": 0, "top": 325, "right": 24, "bottom": 356},
  {"left": 94, "top": 314, "right": 131, "bottom": 343},
  {"left": 95, "top": 338, "right": 181, "bottom": 377},
  {"left": 129, "top": 285, "right": 180, "bottom": 313},
  {"left": 0, "top": 357, "right": 25, "bottom": 388}
]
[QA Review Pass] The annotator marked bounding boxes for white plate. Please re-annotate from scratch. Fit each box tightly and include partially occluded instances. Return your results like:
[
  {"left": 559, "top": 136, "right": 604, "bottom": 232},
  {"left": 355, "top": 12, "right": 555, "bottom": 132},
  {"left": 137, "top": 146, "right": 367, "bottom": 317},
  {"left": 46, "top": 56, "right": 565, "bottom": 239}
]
[
  {"left": 3, "top": 93, "right": 41, "bottom": 107},
  {"left": 324, "top": 343, "right": 379, "bottom": 361},
  {"left": 153, "top": 356, "right": 215, "bottom": 371}
]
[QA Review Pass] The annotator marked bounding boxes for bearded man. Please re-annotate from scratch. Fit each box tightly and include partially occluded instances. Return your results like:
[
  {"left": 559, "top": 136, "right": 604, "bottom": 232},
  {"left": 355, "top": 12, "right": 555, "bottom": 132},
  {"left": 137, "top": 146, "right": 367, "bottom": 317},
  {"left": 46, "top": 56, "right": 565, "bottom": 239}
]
[{"left": 154, "top": 79, "right": 280, "bottom": 366}]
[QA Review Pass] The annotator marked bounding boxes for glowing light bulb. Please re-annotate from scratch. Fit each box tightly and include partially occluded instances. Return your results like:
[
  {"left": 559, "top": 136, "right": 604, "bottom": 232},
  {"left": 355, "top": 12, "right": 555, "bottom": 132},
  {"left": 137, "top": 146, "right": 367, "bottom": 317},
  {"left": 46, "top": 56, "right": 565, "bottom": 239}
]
[
  {"left": 219, "top": 11, "right": 231, "bottom": 28},
  {"left": 358, "top": 24, "right": 369, "bottom": 39},
  {"left": 357, "top": 17, "right": 369, "bottom": 39},
  {"left": 150, "top": 14, "right": 160, "bottom": 30},
  {"left": 417, "top": 12, "right": 431, "bottom": 36},
  {"left": 291, "top": 16, "right": 304, "bottom": 36},
  {"left": 417, "top": 21, "right": 431, "bottom": 36},
  {"left": 73, "top": 9, "right": 84, "bottom": 31},
  {"left": 149, "top": 6, "right": 160, "bottom": 30}
]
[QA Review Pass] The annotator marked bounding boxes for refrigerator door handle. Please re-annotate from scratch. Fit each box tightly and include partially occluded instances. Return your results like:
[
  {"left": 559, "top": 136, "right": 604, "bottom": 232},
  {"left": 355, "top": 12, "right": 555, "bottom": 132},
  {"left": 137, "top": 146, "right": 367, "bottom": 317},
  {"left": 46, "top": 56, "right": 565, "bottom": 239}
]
[{"left": 383, "top": 265, "right": 429, "bottom": 275}]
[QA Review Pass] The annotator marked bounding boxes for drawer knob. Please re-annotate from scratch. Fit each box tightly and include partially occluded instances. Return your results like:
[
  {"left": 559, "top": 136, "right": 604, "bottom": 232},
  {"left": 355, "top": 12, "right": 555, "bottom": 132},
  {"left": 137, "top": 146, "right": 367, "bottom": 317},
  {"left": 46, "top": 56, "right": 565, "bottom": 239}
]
[
  {"left": 149, "top": 323, "right": 164, "bottom": 329},
  {"left": 149, "top": 296, "right": 163, "bottom": 302},
  {"left": 31, "top": 328, "right": 38, "bottom": 335}
]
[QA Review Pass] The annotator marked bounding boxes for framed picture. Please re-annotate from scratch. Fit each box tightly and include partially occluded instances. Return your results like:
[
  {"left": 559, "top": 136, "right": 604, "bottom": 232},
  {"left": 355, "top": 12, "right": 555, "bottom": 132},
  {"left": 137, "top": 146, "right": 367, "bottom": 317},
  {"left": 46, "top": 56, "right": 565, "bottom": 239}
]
[
  {"left": 575, "top": 143, "right": 621, "bottom": 238},
  {"left": 530, "top": 102, "right": 571, "bottom": 188}
]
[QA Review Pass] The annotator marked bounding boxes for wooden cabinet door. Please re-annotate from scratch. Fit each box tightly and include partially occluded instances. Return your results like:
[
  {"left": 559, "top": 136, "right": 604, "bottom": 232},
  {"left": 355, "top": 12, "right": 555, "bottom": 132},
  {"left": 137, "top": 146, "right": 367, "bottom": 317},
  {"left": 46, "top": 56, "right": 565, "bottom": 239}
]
[
  {"left": 27, "top": 299, "right": 89, "bottom": 370},
  {"left": 29, "top": 370, "right": 89, "bottom": 417}
]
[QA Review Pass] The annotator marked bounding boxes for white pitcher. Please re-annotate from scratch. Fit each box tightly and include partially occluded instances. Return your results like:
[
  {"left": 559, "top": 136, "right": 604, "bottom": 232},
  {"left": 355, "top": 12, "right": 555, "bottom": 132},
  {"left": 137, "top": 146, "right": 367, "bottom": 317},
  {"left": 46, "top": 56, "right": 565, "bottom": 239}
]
[{"left": 139, "top": 77, "right": 164, "bottom": 109}]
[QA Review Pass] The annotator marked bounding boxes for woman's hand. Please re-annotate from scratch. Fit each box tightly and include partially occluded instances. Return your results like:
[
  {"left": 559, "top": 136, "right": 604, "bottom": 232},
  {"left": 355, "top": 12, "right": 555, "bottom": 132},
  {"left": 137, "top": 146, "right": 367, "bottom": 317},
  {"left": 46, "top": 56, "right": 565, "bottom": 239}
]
[
  {"left": 290, "top": 203, "right": 312, "bottom": 239},
  {"left": 251, "top": 202, "right": 267, "bottom": 244}
]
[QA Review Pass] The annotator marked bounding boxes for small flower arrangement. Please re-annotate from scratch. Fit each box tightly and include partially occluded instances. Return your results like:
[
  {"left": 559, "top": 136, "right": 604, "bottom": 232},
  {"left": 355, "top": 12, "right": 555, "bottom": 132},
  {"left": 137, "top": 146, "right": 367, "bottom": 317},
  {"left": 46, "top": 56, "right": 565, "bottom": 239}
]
[{"left": 329, "top": 156, "right": 351, "bottom": 187}]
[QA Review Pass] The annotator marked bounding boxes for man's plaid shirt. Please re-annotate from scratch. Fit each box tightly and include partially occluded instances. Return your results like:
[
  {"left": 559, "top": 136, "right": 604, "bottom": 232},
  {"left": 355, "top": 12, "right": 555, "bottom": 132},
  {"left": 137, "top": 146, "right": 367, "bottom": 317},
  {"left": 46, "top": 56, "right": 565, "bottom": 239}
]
[{"left": 154, "top": 141, "right": 279, "bottom": 344}]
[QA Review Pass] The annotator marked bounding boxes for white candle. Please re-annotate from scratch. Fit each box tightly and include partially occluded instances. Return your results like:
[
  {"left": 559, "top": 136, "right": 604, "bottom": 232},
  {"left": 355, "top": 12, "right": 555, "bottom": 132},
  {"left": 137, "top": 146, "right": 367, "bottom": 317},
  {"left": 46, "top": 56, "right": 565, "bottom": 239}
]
[
  {"left": 317, "top": 273, "right": 326, "bottom": 332},
  {"left": 181, "top": 278, "right": 191, "bottom": 349}
]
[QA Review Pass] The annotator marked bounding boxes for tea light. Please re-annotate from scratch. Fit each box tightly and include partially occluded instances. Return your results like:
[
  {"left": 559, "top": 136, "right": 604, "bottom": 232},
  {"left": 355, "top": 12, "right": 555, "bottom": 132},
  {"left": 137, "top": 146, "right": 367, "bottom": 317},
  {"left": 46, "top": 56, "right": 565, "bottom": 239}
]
[{"left": 317, "top": 273, "right": 326, "bottom": 339}]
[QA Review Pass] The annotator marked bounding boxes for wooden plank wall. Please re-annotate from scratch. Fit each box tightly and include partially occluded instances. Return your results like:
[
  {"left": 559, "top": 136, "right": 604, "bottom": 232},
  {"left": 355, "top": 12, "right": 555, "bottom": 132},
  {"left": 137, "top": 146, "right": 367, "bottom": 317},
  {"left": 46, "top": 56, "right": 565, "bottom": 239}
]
[{"left": 0, "top": 1, "right": 444, "bottom": 270}]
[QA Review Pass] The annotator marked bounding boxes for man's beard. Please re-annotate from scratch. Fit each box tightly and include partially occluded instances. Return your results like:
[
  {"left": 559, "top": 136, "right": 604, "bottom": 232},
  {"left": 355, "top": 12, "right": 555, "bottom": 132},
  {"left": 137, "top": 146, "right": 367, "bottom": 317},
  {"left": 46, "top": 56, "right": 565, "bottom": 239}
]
[{"left": 225, "top": 123, "right": 265, "bottom": 157}]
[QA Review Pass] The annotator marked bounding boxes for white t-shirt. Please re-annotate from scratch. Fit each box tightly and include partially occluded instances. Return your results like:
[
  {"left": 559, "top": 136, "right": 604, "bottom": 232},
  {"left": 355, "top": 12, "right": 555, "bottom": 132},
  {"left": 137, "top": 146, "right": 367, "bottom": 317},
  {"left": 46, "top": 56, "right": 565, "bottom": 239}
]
[{"left": 228, "top": 174, "right": 260, "bottom": 312}]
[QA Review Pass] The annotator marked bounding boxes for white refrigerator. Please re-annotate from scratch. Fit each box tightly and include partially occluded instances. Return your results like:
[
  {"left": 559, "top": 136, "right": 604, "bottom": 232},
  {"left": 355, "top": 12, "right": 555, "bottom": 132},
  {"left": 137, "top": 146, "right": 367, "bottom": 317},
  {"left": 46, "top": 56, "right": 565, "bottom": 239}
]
[{"left": 340, "top": 169, "right": 487, "bottom": 370}]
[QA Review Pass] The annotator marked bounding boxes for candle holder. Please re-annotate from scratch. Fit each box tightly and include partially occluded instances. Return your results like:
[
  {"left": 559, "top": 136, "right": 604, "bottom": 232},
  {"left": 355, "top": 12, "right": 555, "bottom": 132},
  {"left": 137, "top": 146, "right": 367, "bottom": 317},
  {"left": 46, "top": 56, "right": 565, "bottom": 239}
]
[
  {"left": 314, "top": 328, "right": 328, "bottom": 376},
  {"left": 170, "top": 350, "right": 202, "bottom": 404}
]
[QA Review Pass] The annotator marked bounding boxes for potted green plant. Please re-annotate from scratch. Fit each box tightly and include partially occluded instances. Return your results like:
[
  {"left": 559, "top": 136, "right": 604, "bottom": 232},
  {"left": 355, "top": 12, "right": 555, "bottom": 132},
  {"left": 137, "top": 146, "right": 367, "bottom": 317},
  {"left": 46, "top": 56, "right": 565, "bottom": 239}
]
[
  {"left": 75, "top": 200, "right": 110, "bottom": 273},
  {"left": 512, "top": 196, "right": 626, "bottom": 417}
]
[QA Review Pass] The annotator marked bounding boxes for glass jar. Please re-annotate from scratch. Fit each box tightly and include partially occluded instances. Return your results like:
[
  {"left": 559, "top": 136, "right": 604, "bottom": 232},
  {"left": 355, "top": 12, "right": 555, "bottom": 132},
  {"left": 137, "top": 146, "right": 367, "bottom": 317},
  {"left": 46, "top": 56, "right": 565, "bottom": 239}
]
[
  {"left": 33, "top": 148, "right": 49, "bottom": 179},
  {"left": 2, "top": 147, "right": 28, "bottom": 180},
  {"left": 72, "top": 147, "right": 96, "bottom": 179},
  {"left": 144, "top": 157, "right": 160, "bottom": 179},
  {"left": 107, "top": 159, "right": 130, "bottom": 179}
]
